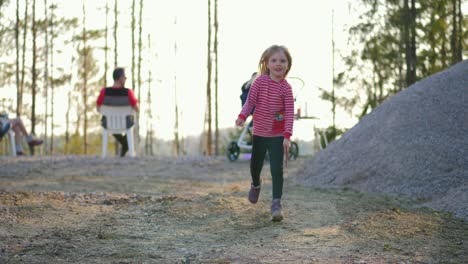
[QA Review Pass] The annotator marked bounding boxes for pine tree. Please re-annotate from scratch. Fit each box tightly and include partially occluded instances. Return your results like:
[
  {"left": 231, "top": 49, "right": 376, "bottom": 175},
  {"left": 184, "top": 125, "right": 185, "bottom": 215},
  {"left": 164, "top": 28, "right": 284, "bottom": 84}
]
[
  {"left": 19, "top": 0, "right": 29, "bottom": 117},
  {"left": 214, "top": 0, "right": 219, "bottom": 155},
  {"left": 43, "top": 0, "right": 49, "bottom": 153},
  {"left": 82, "top": 1, "right": 88, "bottom": 154},
  {"left": 131, "top": 0, "right": 136, "bottom": 91},
  {"left": 205, "top": 0, "right": 213, "bottom": 155},
  {"left": 15, "top": 0, "right": 20, "bottom": 116},
  {"left": 137, "top": 0, "right": 143, "bottom": 148},
  {"left": 49, "top": 1, "right": 55, "bottom": 153},
  {"left": 173, "top": 17, "right": 180, "bottom": 156},
  {"left": 145, "top": 34, "right": 153, "bottom": 156},
  {"left": 30, "top": 0, "right": 37, "bottom": 155},
  {"left": 103, "top": 1, "right": 109, "bottom": 86},
  {"left": 113, "top": 0, "right": 118, "bottom": 68}
]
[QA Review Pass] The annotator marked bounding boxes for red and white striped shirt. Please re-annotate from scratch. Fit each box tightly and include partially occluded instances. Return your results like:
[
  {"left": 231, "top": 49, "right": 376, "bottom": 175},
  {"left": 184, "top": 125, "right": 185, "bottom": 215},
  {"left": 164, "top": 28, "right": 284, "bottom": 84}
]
[{"left": 238, "top": 75, "right": 294, "bottom": 139}]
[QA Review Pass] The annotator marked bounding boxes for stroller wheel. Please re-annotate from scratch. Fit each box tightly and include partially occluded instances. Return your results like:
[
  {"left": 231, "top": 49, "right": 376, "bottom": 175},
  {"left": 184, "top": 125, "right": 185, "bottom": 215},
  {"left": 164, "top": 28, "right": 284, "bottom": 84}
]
[
  {"left": 227, "top": 141, "right": 240, "bottom": 161},
  {"left": 289, "top": 141, "right": 299, "bottom": 160}
]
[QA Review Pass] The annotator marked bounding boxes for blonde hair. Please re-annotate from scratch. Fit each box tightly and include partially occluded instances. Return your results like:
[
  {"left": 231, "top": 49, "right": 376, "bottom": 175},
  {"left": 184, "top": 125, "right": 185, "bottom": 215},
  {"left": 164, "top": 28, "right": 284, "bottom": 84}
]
[{"left": 258, "top": 45, "right": 292, "bottom": 77}]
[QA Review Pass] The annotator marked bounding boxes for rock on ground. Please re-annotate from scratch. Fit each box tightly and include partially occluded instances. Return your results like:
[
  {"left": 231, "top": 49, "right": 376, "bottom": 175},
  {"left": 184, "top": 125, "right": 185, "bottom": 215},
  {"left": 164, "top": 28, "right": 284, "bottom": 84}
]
[{"left": 297, "top": 60, "right": 468, "bottom": 220}]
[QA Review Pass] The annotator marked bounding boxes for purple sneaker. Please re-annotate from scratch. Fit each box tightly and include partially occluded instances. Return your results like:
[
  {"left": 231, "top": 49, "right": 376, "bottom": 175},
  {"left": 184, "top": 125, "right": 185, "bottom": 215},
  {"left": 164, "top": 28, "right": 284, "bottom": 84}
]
[
  {"left": 271, "top": 199, "right": 283, "bottom": 222},
  {"left": 248, "top": 184, "right": 261, "bottom": 204}
]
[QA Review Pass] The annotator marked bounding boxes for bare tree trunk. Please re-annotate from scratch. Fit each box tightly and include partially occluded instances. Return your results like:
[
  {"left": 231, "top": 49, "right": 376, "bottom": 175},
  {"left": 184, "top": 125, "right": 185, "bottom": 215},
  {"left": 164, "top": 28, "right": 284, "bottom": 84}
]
[
  {"left": 19, "top": 0, "right": 29, "bottom": 117},
  {"left": 403, "top": 0, "right": 417, "bottom": 86},
  {"left": 131, "top": 0, "right": 135, "bottom": 90},
  {"left": 137, "top": 0, "right": 143, "bottom": 148},
  {"left": 214, "top": 0, "right": 219, "bottom": 155},
  {"left": 441, "top": 37, "right": 448, "bottom": 66},
  {"left": 43, "top": 0, "right": 49, "bottom": 154},
  {"left": 404, "top": 0, "right": 410, "bottom": 80},
  {"left": 145, "top": 82, "right": 153, "bottom": 155},
  {"left": 65, "top": 42, "right": 76, "bottom": 154},
  {"left": 49, "top": 1, "right": 55, "bottom": 153},
  {"left": 331, "top": 9, "right": 336, "bottom": 137},
  {"left": 174, "top": 99, "right": 180, "bottom": 156},
  {"left": 427, "top": 6, "right": 436, "bottom": 73},
  {"left": 410, "top": 0, "right": 417, "bottom": 83},
  {"left": 113, "top": 0, "right": 118, "bottom": 68},
  {"left": 75, "top": 102, "right": 81, "bottom": 137},
  {"left": 174, "top": 73, "right": 180, "bottom": 156},
  {"left": 451, "top": 0, "right": 457, "bottom": 64},
  {"left": 145, "top": 77, "right": 153, "bottom": 155},
  {"left": 205, "top": 0, "right": 213, "bottom": 156},
  {"left": 173, "top": 17, "right": 180, "bottom": 156},
  {"left": 30, "top": 0, "right": 37, "bottom": 155},
  {"left": 131, "top": 0, "right": 138, "bottom": 152},
  {"left": 457, "top": 0, "right": 463, "bottom": 61},
  {"left": 113, "top": 0, "right": 118, "bottom": 154},
  {"left": 65, "top": 81, "right": 72, "bottom": 154},
  {"left": 82, "top": 2, "right": 88, "bottom": 154},
  {"left": 15, "top": 0, "right": 20, "bottom": 117},
  {"left": 440, "top": 0, "right": 448, "bottom": 67},
  {"left": 451, "top": 0, "right": 463, "bottom": 63},
  {"left": 145, "top": 34, "right": 153, "bottom": 156},
  {"left": 103, "top": 1, "right": 109, "bottom": 86}
]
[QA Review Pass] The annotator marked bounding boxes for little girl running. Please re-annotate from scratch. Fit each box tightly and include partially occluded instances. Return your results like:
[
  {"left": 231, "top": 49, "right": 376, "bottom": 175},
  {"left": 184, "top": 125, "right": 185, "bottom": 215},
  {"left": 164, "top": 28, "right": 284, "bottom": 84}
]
[{"left": 235, "top": 45, "right": 294, "bottom": 221}]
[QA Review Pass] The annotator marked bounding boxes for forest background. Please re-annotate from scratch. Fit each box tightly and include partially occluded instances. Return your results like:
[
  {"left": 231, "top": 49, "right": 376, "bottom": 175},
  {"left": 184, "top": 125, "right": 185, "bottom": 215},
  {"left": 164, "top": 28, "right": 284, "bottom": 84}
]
[{"left": 0, "top": 0, "right": 466, "bottom": 156}]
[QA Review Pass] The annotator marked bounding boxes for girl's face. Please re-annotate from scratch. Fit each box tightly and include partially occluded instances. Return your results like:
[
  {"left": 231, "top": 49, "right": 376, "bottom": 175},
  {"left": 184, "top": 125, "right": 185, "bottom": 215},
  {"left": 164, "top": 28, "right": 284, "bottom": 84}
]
[{"left": 267, "top": 51, "right": 289, "bottom": 81}]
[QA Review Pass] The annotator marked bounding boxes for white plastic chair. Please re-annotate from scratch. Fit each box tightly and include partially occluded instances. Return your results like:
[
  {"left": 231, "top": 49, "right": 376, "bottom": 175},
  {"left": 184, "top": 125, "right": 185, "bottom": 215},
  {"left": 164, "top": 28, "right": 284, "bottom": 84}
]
[
  {"left": 99, "top": 105, "right": 136, "bottom": 158},
  {"left": 8, "top": 130, "right": 17, "bottom": 157}
]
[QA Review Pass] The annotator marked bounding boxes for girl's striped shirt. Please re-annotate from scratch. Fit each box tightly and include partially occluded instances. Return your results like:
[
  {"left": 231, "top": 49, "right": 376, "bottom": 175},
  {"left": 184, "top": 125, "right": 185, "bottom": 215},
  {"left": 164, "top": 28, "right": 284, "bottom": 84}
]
[{"left": 238, "top": 74, "right": 294, "bottom": 139}]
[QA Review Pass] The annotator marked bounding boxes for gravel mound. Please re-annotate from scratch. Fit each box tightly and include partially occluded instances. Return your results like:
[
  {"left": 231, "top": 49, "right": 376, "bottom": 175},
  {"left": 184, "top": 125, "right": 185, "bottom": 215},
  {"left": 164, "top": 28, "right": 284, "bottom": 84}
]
[{"left": 297, "top": 60, "right": 468, "bottom": 219}]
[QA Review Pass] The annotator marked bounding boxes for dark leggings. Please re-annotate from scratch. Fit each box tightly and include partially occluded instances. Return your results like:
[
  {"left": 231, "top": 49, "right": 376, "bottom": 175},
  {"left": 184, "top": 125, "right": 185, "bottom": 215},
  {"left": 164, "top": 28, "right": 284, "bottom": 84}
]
[
  {"left": 250, "top": 136, "right": 284, "bottom": 199},
  {"left": 113, "top": 134, "right": 128, "bottom": 156}
]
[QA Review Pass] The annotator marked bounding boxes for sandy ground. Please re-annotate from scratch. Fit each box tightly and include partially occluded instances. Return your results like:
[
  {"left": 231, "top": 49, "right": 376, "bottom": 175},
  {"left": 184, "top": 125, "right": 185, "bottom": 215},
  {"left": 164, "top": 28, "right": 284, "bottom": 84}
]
[{"left": 0, "top": 155, "right": 466, "bottom": 263}]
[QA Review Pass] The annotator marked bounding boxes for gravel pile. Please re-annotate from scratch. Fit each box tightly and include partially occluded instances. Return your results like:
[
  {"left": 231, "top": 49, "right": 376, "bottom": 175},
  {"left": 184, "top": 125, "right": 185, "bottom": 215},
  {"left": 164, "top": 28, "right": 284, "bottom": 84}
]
[{"left": 297, "top": 60, "right": 468, "bottom": 219}]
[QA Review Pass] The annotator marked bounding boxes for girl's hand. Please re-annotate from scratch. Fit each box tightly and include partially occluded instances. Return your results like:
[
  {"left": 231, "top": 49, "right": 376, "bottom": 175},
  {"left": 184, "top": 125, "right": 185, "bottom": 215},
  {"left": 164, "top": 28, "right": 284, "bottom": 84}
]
[
  {"left": 235, "top": 118, "right": 245, "bottom": 127},
  {"left": 283, "top": 138, "right": 290, "bottom": 153}
]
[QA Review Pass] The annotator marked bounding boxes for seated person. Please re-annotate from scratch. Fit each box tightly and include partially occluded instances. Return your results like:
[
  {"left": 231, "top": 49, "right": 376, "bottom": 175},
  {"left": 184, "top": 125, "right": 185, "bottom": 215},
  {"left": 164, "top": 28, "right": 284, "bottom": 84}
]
[
  {"left": 96, "top": 67, "right": 139, "bottom": 157},
  {"left": 0, "top": 113, "right": 43, "bottom": 155}
]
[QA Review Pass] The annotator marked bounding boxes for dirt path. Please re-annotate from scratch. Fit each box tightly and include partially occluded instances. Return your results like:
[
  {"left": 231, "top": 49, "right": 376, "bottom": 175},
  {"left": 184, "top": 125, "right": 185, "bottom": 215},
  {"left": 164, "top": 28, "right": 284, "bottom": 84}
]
[{"left": 0, "top": 156, "right": 466, "bottom": 263}]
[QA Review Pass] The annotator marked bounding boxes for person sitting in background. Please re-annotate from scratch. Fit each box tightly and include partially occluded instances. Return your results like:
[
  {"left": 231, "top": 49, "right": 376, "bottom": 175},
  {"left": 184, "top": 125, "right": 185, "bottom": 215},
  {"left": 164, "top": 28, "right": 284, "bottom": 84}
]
[
  {"left": 0, "top": 113, "right": 43, "bottom": 155},
  {"left": 96, "top": 67, "right": 139, "bottom": 157}
]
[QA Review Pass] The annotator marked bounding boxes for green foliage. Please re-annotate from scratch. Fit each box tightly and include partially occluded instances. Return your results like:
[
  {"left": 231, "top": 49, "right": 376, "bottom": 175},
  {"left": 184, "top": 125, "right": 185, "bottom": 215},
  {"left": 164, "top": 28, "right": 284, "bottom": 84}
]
[
  {"left": 333, "top": 0, "right": 465, "bottom": 123},
  {"left": 72, "top": 29, "right": 104, "bottom": 43},
  {"left": 67, "top": 133, "right": 83, "bottom": 155},
  {"left": 319, "top": 125, "right": 347, "bottom": 148},
  {"left": 0, "top": 97, "right": 14, "bottom": 114},
  {"left": 50, "top": 73, "right": 71, "bottom": 87},
  {"left": 0, "top": 62, "right": 15, "bottom": 87},
  {"left": 65, "top": 132, "right": 112, "bottom": 155},
  {"left": 0, "top": 0, "right": 8, "bottom": 9}
]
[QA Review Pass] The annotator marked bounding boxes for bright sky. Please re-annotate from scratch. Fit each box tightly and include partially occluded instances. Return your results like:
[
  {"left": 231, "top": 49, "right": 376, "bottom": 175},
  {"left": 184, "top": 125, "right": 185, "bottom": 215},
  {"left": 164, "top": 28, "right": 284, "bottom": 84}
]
[{"left": 1, "top": 0, "right": 357, "bottom": 142}]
